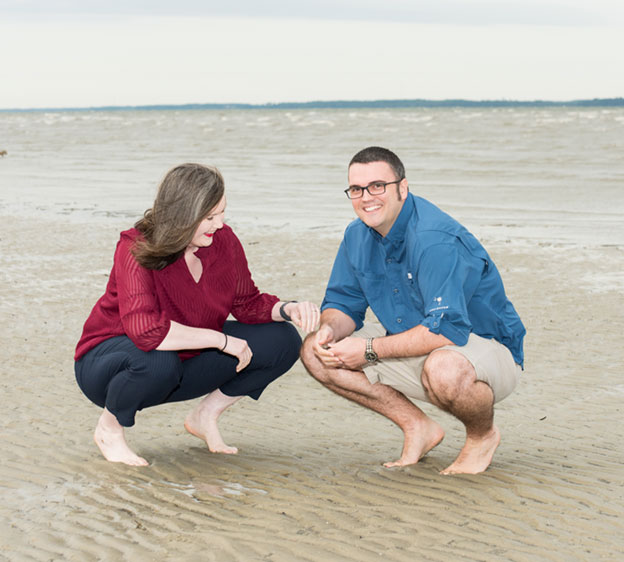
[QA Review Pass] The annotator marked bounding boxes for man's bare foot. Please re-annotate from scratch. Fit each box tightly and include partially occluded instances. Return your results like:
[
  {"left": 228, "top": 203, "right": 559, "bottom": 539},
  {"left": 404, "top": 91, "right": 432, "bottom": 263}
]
[
  {"left": 184, "top": 390, "right": 241, "bottom": 454},
  {"left": 94, "top": 409, "right": 149, "bottom": 466},
  {"left": 441, "top": 425, "right": 501, "bottom": 475},
  {"left": 383, "top": 418, "right": 445, "bottom": 468}
]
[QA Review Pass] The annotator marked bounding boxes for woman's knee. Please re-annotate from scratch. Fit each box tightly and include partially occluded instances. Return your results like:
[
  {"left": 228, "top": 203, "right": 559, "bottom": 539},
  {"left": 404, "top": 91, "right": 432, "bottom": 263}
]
[
  {"left": 283, "top": 321, "right": 303, "bottom": 353},
  {"left": 230, "top": 321, "right": 302, "bottom": 368},
  {"left": 268, "top": 322, "right": 302, "bottom": 369}
]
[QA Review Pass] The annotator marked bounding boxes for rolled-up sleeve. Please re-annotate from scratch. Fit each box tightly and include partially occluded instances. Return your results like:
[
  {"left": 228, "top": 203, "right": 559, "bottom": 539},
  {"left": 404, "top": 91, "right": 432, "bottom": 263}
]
[
  {"left": 417, "top": 243, "right": 484, "bottom": 345},
  {"left": 321, "top": 240, "right": 368, "bottom": 330}
]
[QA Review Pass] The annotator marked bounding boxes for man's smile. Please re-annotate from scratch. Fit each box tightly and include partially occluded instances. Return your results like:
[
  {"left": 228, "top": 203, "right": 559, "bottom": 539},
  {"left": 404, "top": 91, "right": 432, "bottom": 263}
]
[{"left": 362, "top": 203, "right": 382, "bottom": 213}]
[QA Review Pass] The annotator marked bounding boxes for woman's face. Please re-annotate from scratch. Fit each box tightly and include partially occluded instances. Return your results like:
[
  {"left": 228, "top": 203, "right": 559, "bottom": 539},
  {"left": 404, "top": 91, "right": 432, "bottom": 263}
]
[{"left": 187, "top": 195, "right": 226, "bottom": 251}]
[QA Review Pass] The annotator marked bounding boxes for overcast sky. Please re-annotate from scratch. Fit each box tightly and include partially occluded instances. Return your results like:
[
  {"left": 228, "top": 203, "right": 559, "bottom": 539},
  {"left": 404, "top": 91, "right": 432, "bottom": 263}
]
[{"left": 1, "top": 0, "right": 622, "bottom": 109}]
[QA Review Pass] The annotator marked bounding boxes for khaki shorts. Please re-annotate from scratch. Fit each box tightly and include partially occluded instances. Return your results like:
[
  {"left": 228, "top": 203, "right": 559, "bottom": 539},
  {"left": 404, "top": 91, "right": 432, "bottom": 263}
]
[{"left": 356, "top": 324, "right": 521, "bottom": 404}]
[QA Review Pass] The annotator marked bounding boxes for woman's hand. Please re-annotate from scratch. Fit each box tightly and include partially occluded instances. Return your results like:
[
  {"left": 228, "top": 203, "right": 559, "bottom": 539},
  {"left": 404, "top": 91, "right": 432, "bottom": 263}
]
[
  {"left": 222, "top": 334, "right": 253, "bottom": 372},
  {"left": 285, "top": 301, "right": 320, "bottom": 333}
]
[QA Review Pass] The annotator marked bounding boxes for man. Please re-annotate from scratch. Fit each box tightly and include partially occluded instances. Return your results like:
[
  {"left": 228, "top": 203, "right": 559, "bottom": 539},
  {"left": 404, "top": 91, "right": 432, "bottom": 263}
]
[{"left": 300, "top": 146, "right": 525, "bottom": 475}]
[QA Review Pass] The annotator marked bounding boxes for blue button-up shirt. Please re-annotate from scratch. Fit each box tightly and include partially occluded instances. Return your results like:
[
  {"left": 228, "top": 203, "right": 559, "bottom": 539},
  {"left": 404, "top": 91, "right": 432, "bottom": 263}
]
[{"left": 322, "top": 193, "right": 525, "bottom": 366}]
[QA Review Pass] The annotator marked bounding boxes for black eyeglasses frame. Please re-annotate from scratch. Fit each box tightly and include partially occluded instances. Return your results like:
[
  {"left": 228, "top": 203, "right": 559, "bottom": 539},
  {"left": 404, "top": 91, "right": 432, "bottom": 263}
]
[{"left": 344, "top": 178, "right": 404, "bottom": 200}]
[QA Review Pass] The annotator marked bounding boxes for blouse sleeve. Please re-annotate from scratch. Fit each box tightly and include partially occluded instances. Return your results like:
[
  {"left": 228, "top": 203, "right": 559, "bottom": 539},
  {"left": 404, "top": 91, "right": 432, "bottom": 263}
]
[
  {"left": 114, "top": 235, "right": 171, "bottom": 350},
  {"left": 228, "top": 234, "right": 279, "bottom": 324}
]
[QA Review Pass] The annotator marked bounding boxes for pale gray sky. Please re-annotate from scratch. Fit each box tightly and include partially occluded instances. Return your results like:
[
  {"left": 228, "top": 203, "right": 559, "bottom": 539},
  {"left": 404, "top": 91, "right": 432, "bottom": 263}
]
[{"left": 1, "top": 0, "right": 622, "bottom": 109}]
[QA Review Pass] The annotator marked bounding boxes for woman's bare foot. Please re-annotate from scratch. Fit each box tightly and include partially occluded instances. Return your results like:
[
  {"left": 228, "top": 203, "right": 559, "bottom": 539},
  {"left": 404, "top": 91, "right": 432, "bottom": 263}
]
[
  {"left": 94, "top": 408, "right": 149, "bottom": 466},
  {"left": 184, "top": 390, "right": 242, "bottom": 454},
  {"left": 383, "top": 418, "right": 445, "bottom": 468},
  {"left": 441, "top": 425, "right": 501, "bottom": 475}
]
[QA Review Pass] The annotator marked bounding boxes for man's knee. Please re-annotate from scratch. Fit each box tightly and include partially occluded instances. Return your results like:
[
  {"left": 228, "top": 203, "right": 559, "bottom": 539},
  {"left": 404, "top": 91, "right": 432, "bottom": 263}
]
[
  {"left": 422, "top": 349, "right": 475, "bottom": 402},
  {"left": 300, "top": 333, "right": 329, "bottom": 383},
  {"left": 299, "top": 333, "right": 316, "bottom": 366}
]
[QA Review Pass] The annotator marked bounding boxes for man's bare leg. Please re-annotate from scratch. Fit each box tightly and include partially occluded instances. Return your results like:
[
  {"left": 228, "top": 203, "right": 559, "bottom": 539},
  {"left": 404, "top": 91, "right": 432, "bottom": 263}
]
[
  {"left": 422, "top": 350, "right": 499, "bottom": 474},
  {"left": 184, "top": 389, "right": 242, "bottom": 454},
  {"left": 94, "top": 408, "right": 149, "bottom": 466},
  {"left": 301, "top": 341, "right": 444, "bottom": 467}
]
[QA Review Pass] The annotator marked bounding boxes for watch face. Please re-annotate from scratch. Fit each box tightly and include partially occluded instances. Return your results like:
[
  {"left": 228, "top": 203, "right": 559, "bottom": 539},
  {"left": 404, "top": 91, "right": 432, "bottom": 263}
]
[{"left": 365, "top": 338, "right": 378, "bottom": 363}]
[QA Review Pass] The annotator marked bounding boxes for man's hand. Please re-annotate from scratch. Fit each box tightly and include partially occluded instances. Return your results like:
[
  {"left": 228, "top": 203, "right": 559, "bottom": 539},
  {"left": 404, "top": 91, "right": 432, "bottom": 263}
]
[
  {"left": 312, "top": 324, "right": 343, "bottom": 368},
  {"left": 327, "top": 336, "right": 368, "bottom": 370}
]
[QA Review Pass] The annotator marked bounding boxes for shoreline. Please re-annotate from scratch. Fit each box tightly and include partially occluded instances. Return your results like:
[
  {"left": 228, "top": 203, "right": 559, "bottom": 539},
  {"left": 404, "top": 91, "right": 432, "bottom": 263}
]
[{"left": 3, "top": 97, "right": 623, "bottom": 113}]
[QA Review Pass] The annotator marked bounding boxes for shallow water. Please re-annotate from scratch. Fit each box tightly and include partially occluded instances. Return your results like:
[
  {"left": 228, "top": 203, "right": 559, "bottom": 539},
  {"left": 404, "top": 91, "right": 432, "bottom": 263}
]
[{"left": 1, "top": 107, "right": 623, "bottom": 244}]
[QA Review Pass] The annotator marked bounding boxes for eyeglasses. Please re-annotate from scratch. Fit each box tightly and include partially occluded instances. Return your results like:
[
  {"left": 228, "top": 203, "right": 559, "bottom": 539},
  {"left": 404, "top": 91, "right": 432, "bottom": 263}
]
[{"left": 344, "top": 179, "right": 404, "bottom": 199}]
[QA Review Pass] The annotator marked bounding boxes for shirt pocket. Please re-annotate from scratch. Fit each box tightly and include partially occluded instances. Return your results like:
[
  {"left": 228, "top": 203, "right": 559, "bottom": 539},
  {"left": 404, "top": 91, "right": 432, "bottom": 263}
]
[{"left": 356, "top": 270, "right": 387, "bottom": 303}]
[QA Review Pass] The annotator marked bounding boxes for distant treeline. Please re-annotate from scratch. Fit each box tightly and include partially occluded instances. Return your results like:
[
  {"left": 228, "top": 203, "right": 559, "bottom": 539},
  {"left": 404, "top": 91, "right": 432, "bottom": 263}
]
[{"left": 3, "top": 98, "right": 623, "bottom": 112}]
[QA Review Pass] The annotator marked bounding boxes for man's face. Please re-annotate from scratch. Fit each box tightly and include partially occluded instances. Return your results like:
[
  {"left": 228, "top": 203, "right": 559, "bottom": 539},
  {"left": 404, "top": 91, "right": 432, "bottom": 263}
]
[{"left": 347, "top": 161, "right": 408, "bottom": 237}]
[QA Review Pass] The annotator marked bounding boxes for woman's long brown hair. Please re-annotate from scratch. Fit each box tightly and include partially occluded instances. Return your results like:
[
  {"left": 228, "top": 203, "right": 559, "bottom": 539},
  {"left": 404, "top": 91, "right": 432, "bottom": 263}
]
[{"left": 132, "top": 163, "right": 225, "bottom": 270}]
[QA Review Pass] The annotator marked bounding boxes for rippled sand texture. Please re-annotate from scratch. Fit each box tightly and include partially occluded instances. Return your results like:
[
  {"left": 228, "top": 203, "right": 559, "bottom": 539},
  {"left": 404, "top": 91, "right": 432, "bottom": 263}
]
[{"left": 1, "top": 214, "right": 623, "bottom": 561}]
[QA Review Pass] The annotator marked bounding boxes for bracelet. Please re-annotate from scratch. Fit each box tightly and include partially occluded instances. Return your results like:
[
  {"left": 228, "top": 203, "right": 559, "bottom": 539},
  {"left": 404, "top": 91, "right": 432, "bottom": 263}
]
[
  {"left": 220, "top": 333, "right": 228, "bottom": 351},
  {"left": 279, "top": 300, "right": 298, "bottom": 322}
]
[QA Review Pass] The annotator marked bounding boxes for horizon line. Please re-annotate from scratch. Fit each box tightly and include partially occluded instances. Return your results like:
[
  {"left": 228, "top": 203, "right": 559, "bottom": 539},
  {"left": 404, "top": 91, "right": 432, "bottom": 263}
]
[{"left": 1, "top": 97, "right": 623, "bottom": 112}]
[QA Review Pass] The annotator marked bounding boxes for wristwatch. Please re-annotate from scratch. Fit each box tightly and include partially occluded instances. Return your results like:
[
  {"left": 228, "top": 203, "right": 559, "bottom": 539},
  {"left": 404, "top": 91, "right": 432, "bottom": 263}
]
[{"left": 364, "top": 338, "right": 379, "bottom": 364}]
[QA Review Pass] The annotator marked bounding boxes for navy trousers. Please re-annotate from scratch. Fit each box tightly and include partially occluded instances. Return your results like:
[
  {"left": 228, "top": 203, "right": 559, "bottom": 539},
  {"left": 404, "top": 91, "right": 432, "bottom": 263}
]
[{"left": 75, "top": 321, "right": 301, "bottom": 426}]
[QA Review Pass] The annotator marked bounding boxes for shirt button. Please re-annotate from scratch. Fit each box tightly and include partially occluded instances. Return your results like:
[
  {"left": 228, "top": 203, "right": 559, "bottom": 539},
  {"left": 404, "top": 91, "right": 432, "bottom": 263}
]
[
  {"left": 397, "top": 318, "right": 402, "bottom": 323},
  {"left": 386, "top": 258, "right": 392, "bottom": 264},
  {"left": 393, "top": 288, "right": 399, "bottom": 293}
]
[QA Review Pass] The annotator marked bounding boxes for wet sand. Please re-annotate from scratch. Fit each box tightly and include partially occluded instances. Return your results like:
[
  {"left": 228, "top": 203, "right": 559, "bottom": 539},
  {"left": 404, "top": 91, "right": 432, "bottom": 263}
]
[{"left": 1, "top": 213, "right": 623, "bottom": 561}]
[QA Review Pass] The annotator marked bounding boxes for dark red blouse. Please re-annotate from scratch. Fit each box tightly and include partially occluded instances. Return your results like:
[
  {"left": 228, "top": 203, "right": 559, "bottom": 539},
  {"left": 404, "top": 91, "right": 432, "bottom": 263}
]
[{"left": 75, "top": 225, "right": 279, "bottom": 361}]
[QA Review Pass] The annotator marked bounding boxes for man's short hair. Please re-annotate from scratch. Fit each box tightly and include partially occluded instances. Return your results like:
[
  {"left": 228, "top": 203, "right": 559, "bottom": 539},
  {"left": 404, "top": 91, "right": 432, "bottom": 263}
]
[{"left": 349, "top": 146, "right": 405, "bottom": 181}]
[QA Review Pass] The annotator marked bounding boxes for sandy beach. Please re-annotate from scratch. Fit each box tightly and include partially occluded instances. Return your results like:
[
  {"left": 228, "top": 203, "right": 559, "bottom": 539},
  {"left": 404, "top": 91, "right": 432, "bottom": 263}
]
[{"left": 1, "top": 208, "right": 623, "bottom": 561}]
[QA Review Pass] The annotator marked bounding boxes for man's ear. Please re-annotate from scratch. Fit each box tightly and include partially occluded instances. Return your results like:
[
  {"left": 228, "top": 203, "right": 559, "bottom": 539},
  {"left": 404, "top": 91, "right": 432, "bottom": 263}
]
[{"left": 399, "top": 178, "right": 409, "bottom": 200}]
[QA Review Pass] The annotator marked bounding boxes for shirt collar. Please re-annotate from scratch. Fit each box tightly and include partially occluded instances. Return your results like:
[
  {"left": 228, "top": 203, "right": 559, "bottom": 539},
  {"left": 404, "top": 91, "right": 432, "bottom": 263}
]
[{"left": 368, "top": 192, "right": 415, "bottom": 246}]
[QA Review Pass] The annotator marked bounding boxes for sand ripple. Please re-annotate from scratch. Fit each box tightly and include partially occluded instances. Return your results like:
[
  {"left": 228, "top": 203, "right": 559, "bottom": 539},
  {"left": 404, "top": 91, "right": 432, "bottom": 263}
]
[{"left": 1, "top": 217, "right": 623, "bottom": 561}]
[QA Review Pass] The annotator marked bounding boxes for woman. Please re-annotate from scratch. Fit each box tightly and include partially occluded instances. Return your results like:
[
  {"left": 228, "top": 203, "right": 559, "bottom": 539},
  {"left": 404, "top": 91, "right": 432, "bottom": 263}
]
[{"left": 74, "top": 163, "right": 319, "bottom": 466}]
